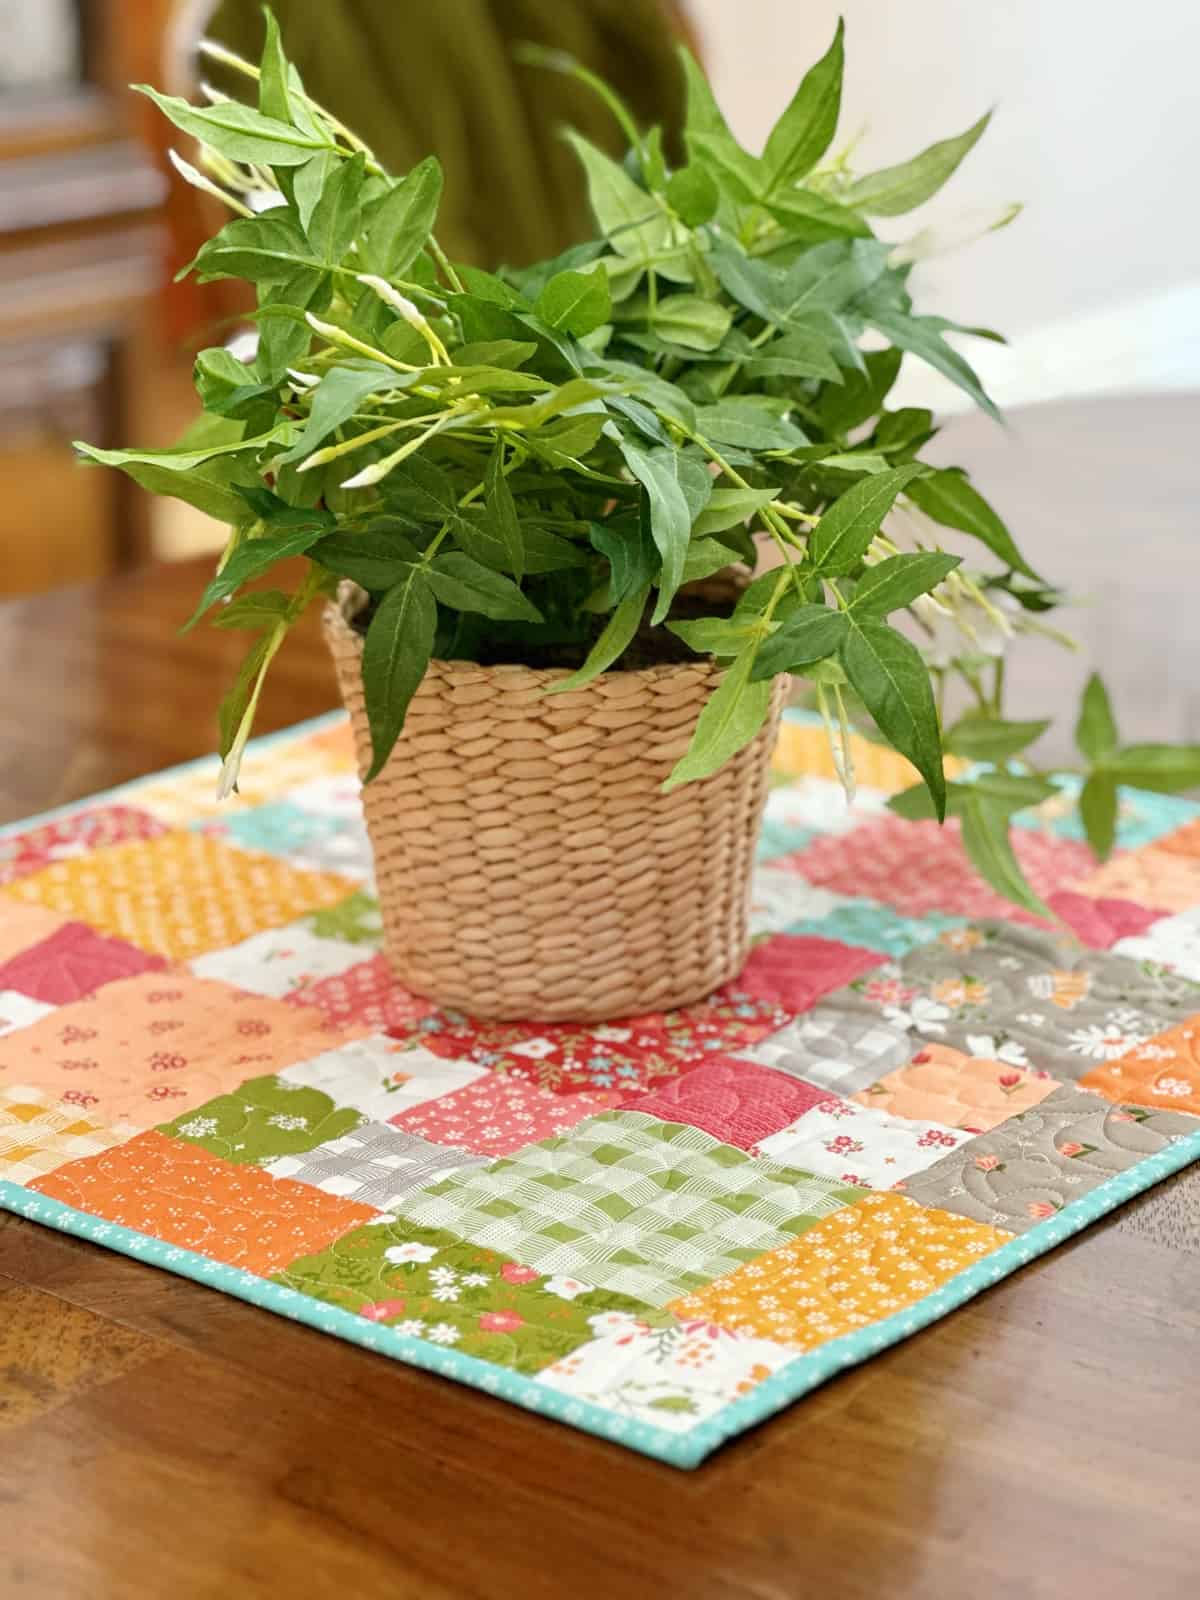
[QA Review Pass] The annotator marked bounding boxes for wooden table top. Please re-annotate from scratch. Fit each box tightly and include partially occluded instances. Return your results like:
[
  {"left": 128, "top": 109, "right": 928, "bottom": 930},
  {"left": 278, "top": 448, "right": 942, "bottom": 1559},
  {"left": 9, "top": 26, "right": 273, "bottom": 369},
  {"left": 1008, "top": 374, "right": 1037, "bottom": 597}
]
[{"left": 2, "top": 396, "right": 1198, "bottom": 1598}]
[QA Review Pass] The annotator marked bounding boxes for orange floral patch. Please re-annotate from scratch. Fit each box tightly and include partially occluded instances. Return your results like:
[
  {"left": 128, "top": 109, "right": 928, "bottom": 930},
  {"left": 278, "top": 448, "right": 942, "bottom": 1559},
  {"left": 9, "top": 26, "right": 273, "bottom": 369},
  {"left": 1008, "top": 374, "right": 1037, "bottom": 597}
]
[
  {"left": 2, "top": 831, "right": 356, "bottom": 961},
  {"left": 853, "top": 1043, "right": 1062, "bottom": 1132},
  {"left": 0, "top": 901, "right": 70, "bottom": 965},
  {"left": 1154, "top": 818, "right": 1200, "bottom": 860},
  {"left": 668, "top": 1191, "right": 1012, "bottom": 1351},
  {"left": 30, "top": 1130, "right": 376, "bottom": 1275},
  {"left": 1079, "top": 1015, "right": 1200, "bottom": 1115},
  {"left": 1070, "top": 847, "right": 1200, "bottom": 915},
  {"left": 0, "top": 971, "right": 349, "bottom": 1128}
]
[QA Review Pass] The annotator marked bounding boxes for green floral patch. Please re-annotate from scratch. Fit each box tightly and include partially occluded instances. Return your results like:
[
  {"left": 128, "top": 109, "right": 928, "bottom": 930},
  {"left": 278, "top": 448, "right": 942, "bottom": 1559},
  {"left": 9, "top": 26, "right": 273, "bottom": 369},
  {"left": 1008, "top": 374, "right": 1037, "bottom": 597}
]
[
  {"left": 159, "top": 1074, "right": 365, "bottom": 1164},
  {"left": 272, "top": 1216, "right": 672, "bottom": 1375},
  {"left": 307, "top": 890, "right": 383, "bottom": 946}
]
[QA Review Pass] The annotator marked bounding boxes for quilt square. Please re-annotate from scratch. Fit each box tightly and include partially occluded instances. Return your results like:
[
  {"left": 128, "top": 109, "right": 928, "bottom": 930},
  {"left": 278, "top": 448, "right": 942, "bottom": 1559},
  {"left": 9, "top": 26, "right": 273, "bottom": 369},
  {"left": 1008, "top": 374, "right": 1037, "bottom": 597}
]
[
  {"left": 761, "top": 774, "right": 890, "bottom": 837},
  {"left": 279, "top": 1038, "right": 485, "bottom": 1123},
  {"left": 1070, "top": 845, "right": 1200, "bottom": 914},
  {"left": 399, "top": 1110, "right": 863, "bottom": 1306},
  {"left": 274, "top": 1216, "right": 662, "bottom": 1373},
  {"left": 1013, "top": 778, "right": 1198, "bottom": 852},
  {"left": 2, "top": 832, "right": 358, "bottom": 961},
  {"left": 1152, "top": 818, "right": 1200, "bottom": 859},
  {"left": 742, "top": 1002, "right": 914, "bottom": 1093},
  {"left": 0, "top": 992, "right": 54, "bottom": 1037},
  {"left": 29, "top": 1130, "right": 377, "bottom": 1274},
  {"left": 284, "top": 771, "right": 366, "bottom": 822},
  {"left": 306, "top": 890, "right": 384, "bottom": 947},
  {"left": 850, "top": 923, "right": 1200, "bottom": 1079},
  {"left": 536, "top": 1316, "right": 795, "bottom": 1431},
  {"left": 1113, "top": 908, "right": 1200, "bottom": 983},
  {"left": 735, "top": 933, "right": 883, "bottom": 1012},
  {"left": 131, "top": 736, "right": 351, "bottom": 826},
  {"left": 0, "top": 902, "right": 71, "bottom": 966},
  {"left": 285, "top": 952, "right": 437, "bottom": 1033},
  {"left": 1046, "top": 890, "right": 1168, "bottom": 951},
  {"left": 189, "top": 918, "right": 367, "bottom": 999},
  {"left": 0, "top": 973, "right": 342, "bottom": 1128},
  {"left": 157, "top": 1073, "right": 366, "bottom": 1164},
  {"left": 0, "top": 1083, "right": 133, "bottom": 1185},
  {"left": 778, "top": 897, "right": 968, "bottom": 960},
  {"left": 748, "top": 867, "right": 851, "bottom": 938},
  {"left": 853, "top": 1043, "right": 1062, "bottom": 1133},
  {"left": 0, "top": 803, "right": 167, "bottom": 886},
  {"left": 388, "top": 1073, "right": 618, "bottom": 1157},
  {"left": 0, "top": 921, "right": 165, "bottom": 1005},
  {"left": 618, "top": 1056, "right": 831, "bottom": 1151},
  {"left": 266, "top": 1121, "right": 483, "bottom": 1208},
  {"left": 899, "top": 1083, "right": 1199, "bottom": 1230},
  {"left": 779, "top": 815, "right": 1096, "bottom": 926},
  {"left": 198, "top": 800, "right": 347, "bottom": 858},
  {"left": 756, "top": 1096, "right": 970, "bottom": 1187},
  {"left": 670, "top": 1191, "right": 1012, "bottom": 1350},
  {"left": 1079, "top": 1016, "right": 1200, "bottom": 1115}
]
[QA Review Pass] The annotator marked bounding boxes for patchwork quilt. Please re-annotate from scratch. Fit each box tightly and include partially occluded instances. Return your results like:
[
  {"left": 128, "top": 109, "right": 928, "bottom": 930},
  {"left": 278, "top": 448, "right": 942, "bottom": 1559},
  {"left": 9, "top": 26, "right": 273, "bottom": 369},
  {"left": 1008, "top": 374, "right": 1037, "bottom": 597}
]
[{"left": 2, "top": 709, "right": 1198, "bottom": 1469}]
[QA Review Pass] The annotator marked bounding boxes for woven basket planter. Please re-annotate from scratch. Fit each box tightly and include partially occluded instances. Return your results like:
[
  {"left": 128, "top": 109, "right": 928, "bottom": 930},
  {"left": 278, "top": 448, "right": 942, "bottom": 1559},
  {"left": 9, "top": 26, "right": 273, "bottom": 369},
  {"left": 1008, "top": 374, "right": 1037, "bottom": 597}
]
[{"left": 324, "top": 585, "right": 785, "bottom": 1022}]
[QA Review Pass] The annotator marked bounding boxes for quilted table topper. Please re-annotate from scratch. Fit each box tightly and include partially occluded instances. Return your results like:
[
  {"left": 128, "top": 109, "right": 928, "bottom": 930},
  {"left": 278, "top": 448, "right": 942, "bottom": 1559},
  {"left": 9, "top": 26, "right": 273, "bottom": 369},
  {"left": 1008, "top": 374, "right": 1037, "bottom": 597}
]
[{"left": 2, "top": 710, "right": 1199, "bottom": 1469}]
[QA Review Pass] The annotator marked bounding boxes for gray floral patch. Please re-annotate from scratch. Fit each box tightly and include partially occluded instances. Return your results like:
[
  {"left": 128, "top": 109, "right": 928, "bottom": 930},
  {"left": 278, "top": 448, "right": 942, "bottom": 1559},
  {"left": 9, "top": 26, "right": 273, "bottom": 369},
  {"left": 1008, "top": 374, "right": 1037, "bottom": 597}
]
[
  {"left": 742, "top": 996, "right": 914, "bottom": 1093},
  {"left": 899, "top": 1082, "right": 1199, "bottom": 1232}
]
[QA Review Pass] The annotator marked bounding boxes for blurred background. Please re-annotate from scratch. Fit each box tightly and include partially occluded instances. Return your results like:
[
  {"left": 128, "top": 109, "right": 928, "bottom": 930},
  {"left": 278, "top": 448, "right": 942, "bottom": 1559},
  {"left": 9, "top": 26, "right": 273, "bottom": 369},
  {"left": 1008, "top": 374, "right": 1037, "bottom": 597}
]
[{"left": 0, "top": 0, "right": 1196, "bottom": 750}]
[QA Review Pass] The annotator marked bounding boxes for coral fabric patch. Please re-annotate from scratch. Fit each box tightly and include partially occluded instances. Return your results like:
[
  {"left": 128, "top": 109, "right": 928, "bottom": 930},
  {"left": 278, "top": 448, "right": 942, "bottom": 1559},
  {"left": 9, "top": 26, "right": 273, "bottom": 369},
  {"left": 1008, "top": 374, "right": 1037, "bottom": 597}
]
[
  {"left": 0, "top": 921, "right": 165, "bottom": 1005},
  {"left": 669, "top": 1191, "right": 1011, "bottom": 1351},
  {"left": 1046, "top": 890, "right": 1167, "bottom": 950},
  {"left": 736, "top": 933, "right": 883, "bottom": 1011},
  {"left": 285, "top": 951, "right": 436, "bottom": 1033},
  {"left": 618, "top": 1055, "right": 831, "bottom": 1151},
  {"left": 389, "top": 1072, "right": 619, "bottom": 1157},
  {"left": 0, "top": 902, "right": 71, "bottom": 966}
]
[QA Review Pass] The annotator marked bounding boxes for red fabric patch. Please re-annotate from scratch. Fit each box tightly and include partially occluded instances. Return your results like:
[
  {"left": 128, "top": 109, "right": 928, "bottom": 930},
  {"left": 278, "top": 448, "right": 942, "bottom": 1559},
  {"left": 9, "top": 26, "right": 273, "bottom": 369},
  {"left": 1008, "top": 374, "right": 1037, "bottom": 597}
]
[
  {"left": 735, "top": 934, "right": 883, "bottom": 1012},
  {"left": 0, "top": 921, "right": 166, "bottom": 1005},
  {"left": 389, "top": 1073, "right": 618, "bottom": 1156},
  {"left": 1047, "top": 890, "right": 1169, "bottom": 950},
  {"left": 619, "top": 1055, "right": 832, "bottom": 1151},
  {"left": 777, "top": 816, "right": 1098, "bottom": 927},
  {"left": 0, "top": 805, "right": 167, "bottom": 887},
  {"left": 285, "top": 952, "right": 436, "bottom": 1034}
]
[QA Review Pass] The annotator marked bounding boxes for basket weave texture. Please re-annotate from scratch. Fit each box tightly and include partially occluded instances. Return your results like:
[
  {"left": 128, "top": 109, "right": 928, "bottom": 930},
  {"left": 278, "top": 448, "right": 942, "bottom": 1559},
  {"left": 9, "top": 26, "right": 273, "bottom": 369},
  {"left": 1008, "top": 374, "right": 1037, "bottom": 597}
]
[{"left": 324, "top": 588, "right": 785, "bottom": 1022}]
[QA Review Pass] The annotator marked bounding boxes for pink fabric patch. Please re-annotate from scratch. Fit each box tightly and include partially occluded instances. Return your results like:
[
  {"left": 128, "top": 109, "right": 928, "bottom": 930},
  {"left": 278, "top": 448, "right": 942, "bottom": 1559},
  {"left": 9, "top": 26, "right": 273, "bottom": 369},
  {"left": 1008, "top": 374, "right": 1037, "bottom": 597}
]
[
  {"left": 0, "top": 805, "right": 167, "bottom": 887},
  {"left": 0, "top": 920, "right": 166, "bottom": 1005},
  {"left": 285, "top": 952, "right": 436, "bottom": 1034},
  {"left": 0, "top": 902, "right": 72, "bottom": 965},
  {"left": 778, "top": 816, "right": 1099, "bottom": 927},
  {"left": 735, "top": 934, "right": 883, "bottom": 1013},
  {"left": 1047, "top": 890, "right": 1169, "bottom": 950},
  {"left": 619, "top": 1055, "right": 833, "bottom": 1151},
  {"left": 389, "top": 1072, "right": 618, "bottom": 1156}
]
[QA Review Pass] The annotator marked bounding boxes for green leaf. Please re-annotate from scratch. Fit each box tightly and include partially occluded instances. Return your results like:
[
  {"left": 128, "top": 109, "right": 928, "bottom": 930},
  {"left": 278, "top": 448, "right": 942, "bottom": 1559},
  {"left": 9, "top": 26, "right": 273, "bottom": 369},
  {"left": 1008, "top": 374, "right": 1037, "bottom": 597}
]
[
  {"left": 184, "top": 213, "right": 318, "bottom": 286},
  {"left": 1079, "top": 772, "right": 1118, "bottom": 862},
  {"left": 217, "top": 631, "right": 272, "bottom": 761},
  {"left": 535, "top": 267, "right": 612, "bottom": 337},
  {"left": 763, "top": 189, "right": 870, "bottom": 242},
  {"left": 589, "top": 517, "right": 657, "bottom": 601},
  {"left": 588, "top": 357, "right": 696, "bottom": 428},
  {"left": 666, "top": 164, "right": 720, "bottom": 225},
  {"left": 664, "top": 642, "right": 774, "bottom": 791},
  {"left": 959, "top": 794, "right": 1053, "bottom": 920},
  {"left": 547, "top": 585, "right": 649, "bottom": 692},
  {"left": 680, "top": 537, "right": 740, "bottom": 584},
  {"left": 752, "top": 605, "right": 849, "bottom": 679},
  {"left": 762, "top": 19, "right": 844, "bottom": 190},
  {"left": 629, "top": 294, "right": 732, "bottom": 353},
  {"left": 1104, "top": 745, "right": 1200, "bottom": 794},
  {"left": 846, "top": 112, "right": 991, "bottom": 216},
  {"left": 692, "top": 487, "right": 779, "bottom": 536},
  {"left": 809, "top": 464, "right": 926, "bottom": 575},
  {"left": 745, "top": 328, "right": 842, "bottom": 383},
  {"left": 666, "top": 615, "right": 759, "bottom": 658},
  {"left": 679, "top": 47, "right": 764, "bottom": 204},
  {"left": 866, "top": 308, "right": 1000, "bottom": 421},
  {"left": 906, "top": 468, "right": 1041, "bottom": 581},
  {"left": 76, "top": 452, "right": 257, "bottom": 525},
  {"left": 292, "top": 151, "right": 336, "bottom": 232},
  {"left": 276, "top": 363, "right": 414, "bottom": 465},
  {"left": 453, "top": 340, "right": 537, "bottom": 370},
  {"left": 484, "top": 441, "right": 523, "bottom": 583},
  {"left": 454, "top": 510, "right": 587, "bottom": 575},
  {"left": 258, "top": 9, "right": 294, "bottom": 126},
  {"left": 185, "top": 519, "right": 332, "bottom": 630},
  {"left": 1075, "top": 672, "right": 1119, "bottom": 764},
  {"left": 306, "top": 150, "right": 365, "bottom": 265},
  {"left": 361, "top": 565, "right": 437, "bottom": 781},
  {"left": 74, "top": 423, "right": 292, "bottom": 476},
  {"left": 134, "top": 85, "right": 329, "bottom": 166},
  {"left": 693, "top": 398, "right": 807, "bottom": 452},
  {"left": 427, "top": 552, "right": 541, "bottom": 621},
  {"left": 564, "top": 130, "right": 677, "bottom": 259},
  {"left": 209, "top": 590, "right": 292, "bottom": 629},
  {"left": 359, "top": 157, "right": 443, "bottom": 277},
  {"left": 842, "top": 619, "right": 946, "bottom": 818},
  {"left": 816, "top": 348, "right": 903, "bottom": 434},
  {"left": 620, "top": 440, "right": 697, "bottom": 624},
  {"left": 311, "top": 529, "right": 421, "bottom": 591},
  {"left": 850, "top": 552, "right": 961, "bottom": 617},
  {"left": 943, "top": 715, "right": 1050, "bottom": 762}
]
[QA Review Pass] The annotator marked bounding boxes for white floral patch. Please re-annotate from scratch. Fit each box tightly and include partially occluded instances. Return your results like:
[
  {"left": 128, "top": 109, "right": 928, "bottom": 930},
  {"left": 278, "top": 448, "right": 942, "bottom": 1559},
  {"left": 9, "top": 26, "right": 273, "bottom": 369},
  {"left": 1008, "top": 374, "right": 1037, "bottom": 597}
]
[
  {"left": 756, "top": 1098, "right": 970, "bottom": 1188},
  {"left": 279, "top": 1038, "right": 484, "bottom": 1124},
  {"left": 749, "top": 867, "right": 853, "bottom": 937},
  {"left": 189, "top": 921, "right": 364, "bottom": 999},
  {"left": 1114, "top": 908, "right": 1200, "bottom": 983},
  {"left": 763, "top": 775, "right": 888, "bottom": 837}
]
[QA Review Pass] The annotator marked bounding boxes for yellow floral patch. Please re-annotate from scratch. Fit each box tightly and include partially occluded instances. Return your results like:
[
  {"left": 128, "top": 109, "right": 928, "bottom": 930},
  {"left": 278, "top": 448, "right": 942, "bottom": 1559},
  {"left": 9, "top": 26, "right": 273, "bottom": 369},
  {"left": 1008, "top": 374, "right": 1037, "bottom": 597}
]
[
  {"left": 771, "top": 720, "right": 967, "bottom": 793},
  {"left": 669, "top": 1191, "right": 1012, "bottom": 1351},
  {"left": 1, "top": 832, "right": 356, "bottom": 961}
]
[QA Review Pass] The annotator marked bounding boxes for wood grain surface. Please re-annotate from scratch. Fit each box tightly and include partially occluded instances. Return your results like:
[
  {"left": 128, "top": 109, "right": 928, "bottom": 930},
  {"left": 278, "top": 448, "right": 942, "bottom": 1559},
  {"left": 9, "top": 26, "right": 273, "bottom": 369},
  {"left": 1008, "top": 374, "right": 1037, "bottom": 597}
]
[{"left": 0, "top": 395, "right": 1197, "bottom": 1598}]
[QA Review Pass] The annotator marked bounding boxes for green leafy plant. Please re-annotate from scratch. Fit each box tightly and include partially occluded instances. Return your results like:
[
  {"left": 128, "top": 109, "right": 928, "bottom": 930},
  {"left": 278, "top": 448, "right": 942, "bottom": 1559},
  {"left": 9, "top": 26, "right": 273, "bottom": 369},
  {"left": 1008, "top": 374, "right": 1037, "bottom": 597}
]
[{"left": 80, "top": 11, "right": 1200, "bottom": 909}]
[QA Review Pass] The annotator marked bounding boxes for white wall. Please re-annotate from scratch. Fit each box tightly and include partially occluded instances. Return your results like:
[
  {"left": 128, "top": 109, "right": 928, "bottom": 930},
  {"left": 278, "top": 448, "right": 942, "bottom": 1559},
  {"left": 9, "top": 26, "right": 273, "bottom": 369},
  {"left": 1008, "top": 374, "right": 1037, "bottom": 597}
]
[{"left": 688, "top": 0, "right": 1200, "bottom": 404}]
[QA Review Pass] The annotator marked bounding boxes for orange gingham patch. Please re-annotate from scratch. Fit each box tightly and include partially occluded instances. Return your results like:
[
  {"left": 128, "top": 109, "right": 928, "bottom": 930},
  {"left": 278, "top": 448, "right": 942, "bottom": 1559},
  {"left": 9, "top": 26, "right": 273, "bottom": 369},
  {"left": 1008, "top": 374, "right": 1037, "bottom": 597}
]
[
  {"left": 29, "top": 1130, "right": 377, "bottom": 1275},
  {"left": 669, "top": 1190, "right": 1012, "bottom": 1350},
  {"left": 0, "top": 1083, "right": 133, "bottom": 1185},
  {"left": 1079, "top": 1015, "right": 1200, "bottom": 1115},
  {"left": 1, "top": 831, "right": 357, "bottom": 961}
]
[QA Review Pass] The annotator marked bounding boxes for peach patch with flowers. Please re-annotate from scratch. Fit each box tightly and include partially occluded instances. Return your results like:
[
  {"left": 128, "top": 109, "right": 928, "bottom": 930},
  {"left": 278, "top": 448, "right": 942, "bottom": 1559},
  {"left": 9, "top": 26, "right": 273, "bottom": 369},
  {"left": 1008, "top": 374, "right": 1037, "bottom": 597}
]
[
  {"left": 668, "top": 1191, "right": 1012, "bottom": 1351},
  {"left": 853, "top": 1044, "right": 1063, "bottom": 1133},
  {"left": 1070, "top": 847, "right": 1200, "bottom": 916},
  {"left": 1079, "top": 1016, "right": 1200, "bottom": 1115}
]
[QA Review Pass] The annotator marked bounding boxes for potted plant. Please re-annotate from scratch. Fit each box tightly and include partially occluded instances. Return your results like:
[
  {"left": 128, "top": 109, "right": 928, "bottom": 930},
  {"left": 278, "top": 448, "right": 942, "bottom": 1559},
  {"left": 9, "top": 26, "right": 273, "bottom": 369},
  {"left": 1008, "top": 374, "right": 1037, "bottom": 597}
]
[{"left": 81, "top": 14, "right": 1200, "bottom": 1019}]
